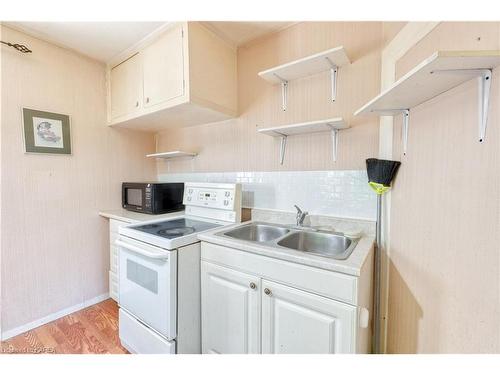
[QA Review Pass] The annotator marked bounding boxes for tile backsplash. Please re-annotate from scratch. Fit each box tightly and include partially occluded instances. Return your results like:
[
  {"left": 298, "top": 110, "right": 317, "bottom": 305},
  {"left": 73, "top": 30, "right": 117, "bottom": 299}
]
[{"left": 158, "top": 170, "right": 376, "bottom": 220}]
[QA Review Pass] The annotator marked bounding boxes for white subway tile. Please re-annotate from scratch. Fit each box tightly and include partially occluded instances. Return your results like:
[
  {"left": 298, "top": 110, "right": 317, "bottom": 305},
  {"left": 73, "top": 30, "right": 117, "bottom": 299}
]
[{"left": 159, "top": 170, "right": 376, "bottom": 220}]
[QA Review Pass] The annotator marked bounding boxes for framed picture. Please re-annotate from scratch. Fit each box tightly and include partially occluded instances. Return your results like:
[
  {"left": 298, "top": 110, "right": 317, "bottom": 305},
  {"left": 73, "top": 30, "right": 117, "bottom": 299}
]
[{"left": 22, "top": 108, "right": 72, "bottom": 155}]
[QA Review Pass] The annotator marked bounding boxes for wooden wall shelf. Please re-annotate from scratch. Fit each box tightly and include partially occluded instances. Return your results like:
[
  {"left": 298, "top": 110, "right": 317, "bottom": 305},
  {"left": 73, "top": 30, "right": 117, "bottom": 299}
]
[
  {"left": 146, "top": 151, "right": 197, "bottom": 159},
  {"left": 258, "top": 46, "right": 351, "bottom": 111},
  {"left": 258, "top": 118, "right": 349, "bottom": 164},
  {"left": 355, "top": 50, "right": 500, "bottom": 154}
]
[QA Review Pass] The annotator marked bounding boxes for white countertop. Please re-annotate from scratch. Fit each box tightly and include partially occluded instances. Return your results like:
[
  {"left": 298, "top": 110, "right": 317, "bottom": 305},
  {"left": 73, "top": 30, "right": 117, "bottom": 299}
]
[
  {"left": 99, "top": 209, "right": 185, "bottom": 224},
  {"left": 197, "top": 221, "right": 374, "bottom": 277}
]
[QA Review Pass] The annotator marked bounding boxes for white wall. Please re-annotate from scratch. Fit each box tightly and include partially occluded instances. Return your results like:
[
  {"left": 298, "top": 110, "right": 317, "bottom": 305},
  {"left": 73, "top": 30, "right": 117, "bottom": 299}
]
[
  {"left": 0, "top": 26, "right": 157, "bottom": 336},
  {"left": 386, "top": 22, "right": 500, "bottom": 353}
]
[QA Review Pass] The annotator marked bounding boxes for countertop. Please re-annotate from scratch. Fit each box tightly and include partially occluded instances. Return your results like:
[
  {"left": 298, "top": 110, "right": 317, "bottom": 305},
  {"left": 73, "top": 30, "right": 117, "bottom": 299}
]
[
  {"left": 198, "top": 221, "right": 374, "bottom": 277},
  {"left": 99, "top": 209, "right": 185, "bottom": 224}
]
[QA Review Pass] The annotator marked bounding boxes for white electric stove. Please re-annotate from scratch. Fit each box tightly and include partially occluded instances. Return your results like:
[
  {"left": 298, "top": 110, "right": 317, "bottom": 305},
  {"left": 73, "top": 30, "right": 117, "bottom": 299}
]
[{"left": 116, "top": 182, "right": 242, "bottom": 354}]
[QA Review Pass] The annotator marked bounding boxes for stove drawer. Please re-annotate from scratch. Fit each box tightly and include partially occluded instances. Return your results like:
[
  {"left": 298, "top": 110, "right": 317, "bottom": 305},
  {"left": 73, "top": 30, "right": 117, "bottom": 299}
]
[{"left": 119, "top": 309, "right": 176, "bottom": 354}]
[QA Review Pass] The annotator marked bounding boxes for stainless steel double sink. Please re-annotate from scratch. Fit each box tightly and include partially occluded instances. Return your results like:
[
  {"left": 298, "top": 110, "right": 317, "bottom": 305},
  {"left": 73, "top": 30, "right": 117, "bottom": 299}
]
[{"left": 217, "top": 222, "right": 359, "bottom": 260}]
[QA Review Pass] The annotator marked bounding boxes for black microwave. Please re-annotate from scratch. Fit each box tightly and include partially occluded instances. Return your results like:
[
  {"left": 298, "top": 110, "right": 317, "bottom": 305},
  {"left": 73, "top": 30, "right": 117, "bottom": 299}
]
[{"left": 122, "top": 182, "right": 184, "bottom": 214}]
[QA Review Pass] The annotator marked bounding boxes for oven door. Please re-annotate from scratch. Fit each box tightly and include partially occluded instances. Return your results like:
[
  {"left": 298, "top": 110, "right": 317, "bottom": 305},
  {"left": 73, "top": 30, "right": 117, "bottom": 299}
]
[{"left": 117, "top": 236, "right": 177, "bottom": 340}]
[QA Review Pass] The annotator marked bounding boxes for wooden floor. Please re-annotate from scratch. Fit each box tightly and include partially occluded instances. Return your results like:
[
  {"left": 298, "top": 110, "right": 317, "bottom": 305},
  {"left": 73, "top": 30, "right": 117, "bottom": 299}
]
[{"left": 1, "top": 299, "right": 128, "bottom": 354}]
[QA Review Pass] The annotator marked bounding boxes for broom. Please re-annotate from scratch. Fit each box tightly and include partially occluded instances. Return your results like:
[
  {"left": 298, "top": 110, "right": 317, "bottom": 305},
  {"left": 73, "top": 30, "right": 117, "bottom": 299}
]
[{"left": 366, "top": 158, "right": 401, "bottom": 354}]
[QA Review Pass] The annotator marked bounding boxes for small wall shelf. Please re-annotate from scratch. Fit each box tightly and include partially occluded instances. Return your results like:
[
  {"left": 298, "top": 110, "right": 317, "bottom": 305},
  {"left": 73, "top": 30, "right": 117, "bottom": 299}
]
[
  {"left": 258, "top": 46, "right": 351, "bottom": 111},
  {"left": 355, "top": 50, "right": 500, "bottom": 154},
  {"left": 146, "top": 151, "right": 197, "bottom": 159},
  {"left": 258, "top": 118, "right": 349, "bottom": 164}
]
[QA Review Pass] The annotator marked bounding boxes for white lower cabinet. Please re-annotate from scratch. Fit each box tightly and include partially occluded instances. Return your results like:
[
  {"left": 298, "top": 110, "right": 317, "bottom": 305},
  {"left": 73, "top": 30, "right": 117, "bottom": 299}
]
[
  {"left": 109, "top": 218, "right": 127, "bottom": 302},
  {"left": 201, "top": 262, "right": 261, "bottom": 354},
  {"left": 261, "top": 280, "right": 356, "bottom": 354},
  {"left": 200, "top": 241, "right": 372, "bottom": 354}
]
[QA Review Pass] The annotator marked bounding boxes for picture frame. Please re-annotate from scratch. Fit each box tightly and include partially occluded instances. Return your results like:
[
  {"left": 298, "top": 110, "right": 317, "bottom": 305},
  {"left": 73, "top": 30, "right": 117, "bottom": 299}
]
[{"left": 22, "top": 108, "right": 72, "bottom": 155}]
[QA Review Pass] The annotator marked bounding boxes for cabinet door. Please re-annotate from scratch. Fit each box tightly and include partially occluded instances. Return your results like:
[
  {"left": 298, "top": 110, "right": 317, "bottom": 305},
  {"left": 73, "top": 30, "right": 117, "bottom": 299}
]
[
  {"left": 142, "top": 24, "right": 185, "bottom": 108},
  {"left": 201, "top": 261, "right": 260, "bottom": 354},
  {"left": 261, "top": 280, "right": 357, "bottom": 354},
  {"left": 110, "top": 53, "right": 143, "bottom": 118}
]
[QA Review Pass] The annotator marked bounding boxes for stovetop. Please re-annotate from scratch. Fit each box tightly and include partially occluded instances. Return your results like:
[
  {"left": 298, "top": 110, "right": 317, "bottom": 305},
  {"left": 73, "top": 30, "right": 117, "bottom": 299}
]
[{"left": 132, "top": 218, "right": 221, "bottom": 239}]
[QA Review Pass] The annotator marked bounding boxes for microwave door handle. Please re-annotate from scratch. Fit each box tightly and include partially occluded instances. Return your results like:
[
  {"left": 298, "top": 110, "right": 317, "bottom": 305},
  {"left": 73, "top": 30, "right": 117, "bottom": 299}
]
[{"left": 115, "top": 239, "right": 169, "bottom": 260}]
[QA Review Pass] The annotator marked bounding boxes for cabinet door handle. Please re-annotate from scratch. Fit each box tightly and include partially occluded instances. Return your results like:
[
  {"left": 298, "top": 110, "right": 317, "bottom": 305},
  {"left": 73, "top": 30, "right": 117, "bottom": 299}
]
[
  {"left": 264, "top": 288, "right": 272, "bottom": 296},
  {"left": 249, "top": 282, "right": 257, "bottom": 290},
  {"left": 146, "top": 97, "right": 150, "bottom": 103},
  {"left": 135, "top": 101, "right": 139, "bottom": 107}
]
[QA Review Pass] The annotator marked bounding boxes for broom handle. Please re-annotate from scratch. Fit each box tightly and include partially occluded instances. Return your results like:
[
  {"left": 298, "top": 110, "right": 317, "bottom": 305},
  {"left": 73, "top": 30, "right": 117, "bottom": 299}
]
[{"left": 373, "top": 194, "right": 382, "bottom": 353}]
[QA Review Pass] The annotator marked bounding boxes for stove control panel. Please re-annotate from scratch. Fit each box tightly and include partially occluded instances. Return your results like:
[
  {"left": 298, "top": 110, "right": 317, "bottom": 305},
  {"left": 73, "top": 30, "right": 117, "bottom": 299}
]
[
  {"left": 185, "top": 187, "right": 234, "bottom": 209},
  {"left": 183, "top": 182, "right": 242, "bottom": 223}
]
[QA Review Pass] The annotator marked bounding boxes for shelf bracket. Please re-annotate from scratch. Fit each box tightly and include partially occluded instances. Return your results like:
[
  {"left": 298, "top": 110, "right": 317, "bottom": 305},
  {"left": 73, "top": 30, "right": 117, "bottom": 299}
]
[
  {"left": 431, "top": 68, "right": 493, "bottom": 142},
  {"left": 273, "top": 73, "right": 289, "bottom": 111},
  {"left": 331, "top": 128, "right": 339, "bottom": 162},
  {"left": 374, "top": 109, "right": 410, "bottom": 155},
  {"left": 325, "top": 57, "right": 338, "bottom": 102},
  {"left": 279, "top": 135, "right": 287, "bottom": 165},
  {"left": 402, "top": 109, "right": 410, "bottom": 155},
  {"left": 478, "top": 69, "right": 492, "bottom": 142}
]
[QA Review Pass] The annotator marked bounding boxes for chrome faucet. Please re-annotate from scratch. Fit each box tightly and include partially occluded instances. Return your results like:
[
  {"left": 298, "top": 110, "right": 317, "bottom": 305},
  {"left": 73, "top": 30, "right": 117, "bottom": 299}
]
[{"left": 294, "top": 205, "right": 308, "bottom": 226}]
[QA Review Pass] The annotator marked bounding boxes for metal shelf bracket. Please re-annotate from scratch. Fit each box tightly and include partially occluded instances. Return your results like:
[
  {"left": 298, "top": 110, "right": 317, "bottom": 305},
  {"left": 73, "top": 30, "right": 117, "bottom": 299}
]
[
  {"left": 431, "top": 68, "right": 493, "bottom": 142},
  {"left": 326, "top": 57, "right": 338, "bottom": 102},
  {"left": 279, "top": 135, "right": 287, "bottom": 164},
  {"left": 402, "top": 109, "right": 410, "bottom": 155},
  {"left": 331, "top": 128, "right": 339, "bottom": 162},
  {"left": 273, "top": 73, "right": 289, "bottom": 111},
  {"left": 478, "top": 69, "right": 492, "bottom": 142},
  {"left": 375, "top": 109, "right": 410, "bottom": 155}
]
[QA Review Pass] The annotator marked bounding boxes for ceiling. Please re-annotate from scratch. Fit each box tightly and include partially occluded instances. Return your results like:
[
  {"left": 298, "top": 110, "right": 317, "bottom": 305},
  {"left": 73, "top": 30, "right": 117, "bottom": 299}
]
[
  {"left": 202, "top": 22, "right": 296, "bottom": 47},
  {"left": 6, "top": 21, "right": 296, "bottom": 63},
  {"left": 6, "top": 22, "right": 167, "bottom": 62}
]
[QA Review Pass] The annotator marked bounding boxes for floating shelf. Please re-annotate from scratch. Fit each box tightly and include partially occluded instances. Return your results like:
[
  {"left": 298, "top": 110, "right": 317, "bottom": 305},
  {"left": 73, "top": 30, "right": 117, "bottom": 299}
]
[
  {"left": 355, "top": 50, "right": 500, "bottom": 154},
  {"left": 146, "top": 151, "right": 197, "bottom": 159},
  {"left": 258, "top": 118, "right": 349, "bottom": 164},
  {"left": 258, "top": 46, "right": 351, "bottom": 111}
]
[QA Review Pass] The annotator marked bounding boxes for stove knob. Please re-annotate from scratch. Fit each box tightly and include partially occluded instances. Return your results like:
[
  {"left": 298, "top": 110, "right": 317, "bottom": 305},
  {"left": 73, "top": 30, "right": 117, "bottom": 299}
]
[
  {"left": 223, "top": 200, "right": 229, "bottom": 206},
  {"left": 225, "top": 191, "right": 230, "bottom": 197},
  {"left": 187, "top": 197, "right": 192, "bottom": 201}
]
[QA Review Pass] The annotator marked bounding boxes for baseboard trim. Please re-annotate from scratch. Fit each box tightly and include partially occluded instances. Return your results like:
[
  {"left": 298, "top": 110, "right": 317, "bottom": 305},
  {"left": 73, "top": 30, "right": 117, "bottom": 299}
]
[{"left": 1, "top": 293, "right": 110, "bottom": 340}]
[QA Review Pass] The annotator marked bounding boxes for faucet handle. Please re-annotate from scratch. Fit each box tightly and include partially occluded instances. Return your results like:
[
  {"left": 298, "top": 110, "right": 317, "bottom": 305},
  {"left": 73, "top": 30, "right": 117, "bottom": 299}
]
[{"left": 294, "top": 205, "right": 303, "bottom": 214}]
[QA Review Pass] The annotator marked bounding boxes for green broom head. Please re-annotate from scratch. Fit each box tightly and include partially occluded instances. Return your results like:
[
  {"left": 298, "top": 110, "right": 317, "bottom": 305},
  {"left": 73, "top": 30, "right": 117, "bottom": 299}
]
[{"left": 366, "top": 158, "right": 401, "bottom": 195}]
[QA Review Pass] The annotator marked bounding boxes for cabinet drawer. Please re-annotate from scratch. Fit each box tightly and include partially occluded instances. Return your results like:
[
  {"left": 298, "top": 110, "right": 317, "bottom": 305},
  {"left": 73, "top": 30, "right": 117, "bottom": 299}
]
[
  {"left": 201, "top": 242, "right": 358, "bottom": 305},
  {"left": 110, "top": 219, "right": 127, "bottom": 234},
  {"left": 109, "top": 271, "right": 119, "bottom": 302},
  {"left": 110, "top": 245, "right": 119, "bottom": 273},
  {"left": 110, "top": 232, "right": 120, "bottom": 248}
]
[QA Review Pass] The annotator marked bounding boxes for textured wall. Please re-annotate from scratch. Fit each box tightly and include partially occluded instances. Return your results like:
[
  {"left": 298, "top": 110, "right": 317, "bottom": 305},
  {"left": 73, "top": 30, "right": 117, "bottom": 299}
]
[
  {"left": 0, "top": 26, "right": 156, "bottom": 333},
  {"left": 387, "top": 22, "right": 500, "bottom": 353},
  {"left": 154, "top": 22, "right": 385, "bottom": 173}
]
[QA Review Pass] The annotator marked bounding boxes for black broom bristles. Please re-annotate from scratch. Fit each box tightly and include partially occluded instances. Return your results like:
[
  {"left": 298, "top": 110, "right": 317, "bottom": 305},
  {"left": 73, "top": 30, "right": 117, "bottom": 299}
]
[{"left": 366, "top": 158, "right": 401, "bottom": 187}]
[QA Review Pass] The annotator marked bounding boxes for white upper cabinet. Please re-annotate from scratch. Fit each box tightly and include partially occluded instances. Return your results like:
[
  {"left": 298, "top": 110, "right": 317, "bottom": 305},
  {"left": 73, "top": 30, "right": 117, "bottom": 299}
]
[
  {"left": 107, "top": 22, "right": 237, "bottom": 131},
  {"left": 142, "top": 24, "right": 185, "bottom": 108},
  {"left": 110, "top": 53, "right": 143, "bottom": 119}
]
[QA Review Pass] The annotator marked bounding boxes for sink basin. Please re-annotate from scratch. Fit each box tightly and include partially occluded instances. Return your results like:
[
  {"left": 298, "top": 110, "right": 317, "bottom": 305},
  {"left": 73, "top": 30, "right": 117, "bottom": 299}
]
[
  {"left": 223, "top": 224, "right": 289, "bottom": 242},
  {"left": 277, "top": 231, "right": 356, "bottom": 260}
]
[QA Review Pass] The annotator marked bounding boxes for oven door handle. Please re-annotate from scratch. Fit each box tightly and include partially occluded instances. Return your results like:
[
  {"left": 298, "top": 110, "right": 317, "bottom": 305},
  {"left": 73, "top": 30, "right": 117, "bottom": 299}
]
[{"left": 115, "top": 239, "right": 170, "bottom": 260}]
